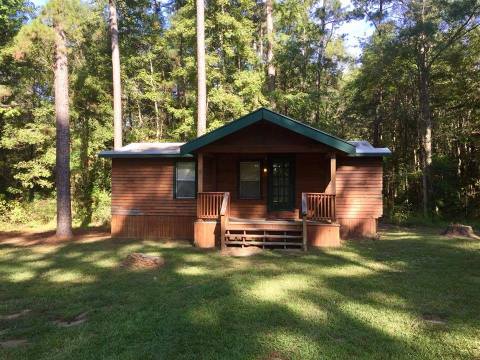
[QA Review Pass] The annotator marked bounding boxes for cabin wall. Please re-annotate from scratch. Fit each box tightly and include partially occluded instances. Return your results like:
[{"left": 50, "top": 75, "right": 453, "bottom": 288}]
[
  {"left": 109, "top": 156, "right": 384, "bottom": 241},
  {"left": 111, "top": 158, "right": 195, "bottom": 240},
  {"left": 336, "top": 157, "right": 383, "bottom": 238}
]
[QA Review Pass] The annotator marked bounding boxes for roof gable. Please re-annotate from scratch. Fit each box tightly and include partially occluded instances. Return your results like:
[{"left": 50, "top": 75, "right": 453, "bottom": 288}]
[{"left": 180, "top": 108, "right": 356, "bottom": 154}]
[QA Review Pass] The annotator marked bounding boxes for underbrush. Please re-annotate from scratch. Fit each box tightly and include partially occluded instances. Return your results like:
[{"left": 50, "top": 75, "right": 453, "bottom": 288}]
[{"left": 0, "top": 192, "right": 111, "bottom": 231}]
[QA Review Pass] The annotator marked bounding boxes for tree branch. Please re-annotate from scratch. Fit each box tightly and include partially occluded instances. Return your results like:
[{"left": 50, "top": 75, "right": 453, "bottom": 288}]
[{"left": 428, "top": 6, "right": 480, "bottom": 68}]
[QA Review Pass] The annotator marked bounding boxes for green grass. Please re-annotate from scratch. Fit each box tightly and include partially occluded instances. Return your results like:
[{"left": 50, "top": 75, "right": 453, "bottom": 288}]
[{"left": 0, "top": 227, "right": 479, "bottom": 359}]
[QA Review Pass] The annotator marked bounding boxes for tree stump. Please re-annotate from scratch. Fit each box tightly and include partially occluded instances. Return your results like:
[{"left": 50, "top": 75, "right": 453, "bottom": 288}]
[
  {"left": 121, "top": 253, "right": 165, "bottom": 269},
  {"left": 442, "top": 224, "right": 479, "bottom": 239}
]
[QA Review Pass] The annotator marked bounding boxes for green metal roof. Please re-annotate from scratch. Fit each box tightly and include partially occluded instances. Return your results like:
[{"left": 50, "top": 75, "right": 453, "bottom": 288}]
[{"left": 180, "top": 108, "right": 356, "bottom": 154}]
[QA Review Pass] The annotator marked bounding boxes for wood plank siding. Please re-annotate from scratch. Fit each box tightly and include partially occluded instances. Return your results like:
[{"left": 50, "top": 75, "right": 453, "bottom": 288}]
[
  {"left": 336, "top": 157, "right": 383, "bottom": 237},
  {"left": 111, "top": 158, "right": 195, "bottom": 240},
  {"left": 200, "top": 121, "right": 334, "bottom": 153}
]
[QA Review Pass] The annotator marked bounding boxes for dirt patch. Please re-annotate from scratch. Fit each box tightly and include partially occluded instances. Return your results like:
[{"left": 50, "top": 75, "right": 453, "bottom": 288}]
[
  {"left": 442, "top": 224, "right": 479, "bottom": 239},
  {"left": 0, "top": 339, "right": 29, "bottom": 348},
  {"left": 121, "top": 253, "right": 165, "bottom": 269},
  {"left": 221, "top": 246, "right": 263, "bottom": 257},
  {"left": 0, "top": 309, "right": 31, "bottom": 320},
  {"left": 53, "top": 312, "right": 88, "bottom": 328},
  {"left": 0, "top": 226, "right": 110, "bottom": 247}
]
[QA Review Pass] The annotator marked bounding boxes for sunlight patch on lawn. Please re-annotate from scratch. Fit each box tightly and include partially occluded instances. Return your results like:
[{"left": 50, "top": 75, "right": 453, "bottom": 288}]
[
  {"left": 16, "top": 252, "right": 47, "bottom": 261},
  {"left": 341, "top": 301, "right": 416, "bottom": 341},
  {"left": 24, "top": 259, "right": 52, "bottom": 269},
  {"left": 9, "top": 270, "right": 36, "bottom": 282},
  {"left": 384, "top": 231, "right": 424, "bottom": 240},
  {"left": 315, "top": 264, "right": 375, "bottom": 277},
  {"left": 248, "top": 274, "right": 311, "bottom": 302},
  {"left": 92, "top": 258, "right": 118, "bottom": 268},
  {"left": 182, "top": 254, "right": 209, "bottom": 263},
  {"left": 176, "top": 265, "right": 210, "bottom": 276},
  {"left": 285, "top": 299, "right": 328, "bottom": 322},
  {"left": 117, "top": 243, "right": 146, "bottom": 255},
  {"left": 43, "top": 269, "right": 97, "bottom": 283}
]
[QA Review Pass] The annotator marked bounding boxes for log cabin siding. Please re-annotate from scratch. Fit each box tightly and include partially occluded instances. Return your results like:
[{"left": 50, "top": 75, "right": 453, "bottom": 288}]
[
  {"left": 200, "top": 121, "right": 335, "bottom": 154},
  {"left": 109, "top": 155, "right": 384, "bottom": 240},
  {"left": 111, "top": 158, "right": 195, "bottom": 240},
  {"left": 336, "top": 157, "right": 383, "bottom": 237}
]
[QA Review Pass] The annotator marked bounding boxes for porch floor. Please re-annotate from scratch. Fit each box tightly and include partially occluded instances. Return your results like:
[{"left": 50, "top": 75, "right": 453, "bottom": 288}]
[{"left": 228, "top": 217, "right": 302, "bottom": 225}]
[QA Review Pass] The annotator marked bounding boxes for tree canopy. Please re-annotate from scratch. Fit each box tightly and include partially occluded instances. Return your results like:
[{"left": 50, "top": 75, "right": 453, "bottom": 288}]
[{"left": 0, "top": 0, "right": 479, "bottom": 226}]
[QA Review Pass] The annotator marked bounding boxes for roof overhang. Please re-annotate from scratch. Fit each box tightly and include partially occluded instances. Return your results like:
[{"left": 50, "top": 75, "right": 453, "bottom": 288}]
[
  {"left": 180, "top": 108, "right": 357, "bottom": 155},
  {"left": 347, "top": 141, "right": 392, "bottom": 157},
  {"left": 98, "top": 143, "right": 193, "bottom": 158}
]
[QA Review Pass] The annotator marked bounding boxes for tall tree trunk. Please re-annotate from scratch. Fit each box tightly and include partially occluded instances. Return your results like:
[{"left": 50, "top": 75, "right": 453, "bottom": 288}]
[
  {"left": 109, "top": 0, "right": 122, "bottom": 150},
  {"left": 373, "top": 89, "right": 383, "bottom": 146},
  {"left": 266, "top": 0, "right": 275, "bottom": 93},
  {"left": 372, "top": 0, "right": 384, "bottom": 147},
  {"left": 149, "top": 57, "right": 162, "bottom": 140},
  {"left": 258, "top": 24, "right": 264, "bottom": 61},
  {"left": 54, "top": 22, "right": 72, "bottom": 240},
  {"left": 418, "top": 62, "right": 432, "bottom": 217},
  {"left": 196, "top": 0, "right": 207, "bottom": 137},
  {"left": 418, "top": 0, "right": 432, "bottom": 218}
]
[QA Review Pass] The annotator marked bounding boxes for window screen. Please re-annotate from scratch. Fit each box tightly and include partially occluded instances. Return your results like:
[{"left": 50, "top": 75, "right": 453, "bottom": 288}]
[
  {"left": 239, "top": 161, "right": 261, "bottom": 199},
  {"left": 175, "top": 161, "right": 196, "bottom": 199}
]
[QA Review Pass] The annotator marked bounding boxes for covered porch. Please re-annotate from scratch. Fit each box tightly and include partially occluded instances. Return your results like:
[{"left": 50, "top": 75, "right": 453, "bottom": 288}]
[{"left": 194, "top": 151, "right": 340, "bottom": 250}]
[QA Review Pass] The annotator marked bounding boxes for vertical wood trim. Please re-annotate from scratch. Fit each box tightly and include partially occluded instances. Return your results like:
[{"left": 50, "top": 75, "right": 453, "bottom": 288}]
[
  {"left": 327, "top": 153, "right": 336, "bottom": 195},
  {"left": 197, "top": 153, "right": 204, "bottom": 193}
]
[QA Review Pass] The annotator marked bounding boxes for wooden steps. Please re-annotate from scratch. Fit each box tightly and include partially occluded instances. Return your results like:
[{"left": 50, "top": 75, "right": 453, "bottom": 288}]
[{"left": 224, "top": 220, "right": 304, "bottom": 249}]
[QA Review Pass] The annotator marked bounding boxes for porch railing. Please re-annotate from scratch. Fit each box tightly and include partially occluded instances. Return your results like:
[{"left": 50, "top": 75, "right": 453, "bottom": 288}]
[
  {"left": 197, "top": 192, "right": 230, "bottom": 250},
  {"left": 197, "top": 192, "right": 227, "bottom": 219},
  {"left": 301, "top": 192, "right": 336, "bottom": 222}
]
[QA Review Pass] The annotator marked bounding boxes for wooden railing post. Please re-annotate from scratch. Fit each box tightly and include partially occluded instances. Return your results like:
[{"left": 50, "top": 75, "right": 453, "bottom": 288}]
[
  {"left": 301, "top": 193, "right": 308, "bottom": 252},
  {"left": 220, "top": 192, "right": 230, "bottom": 251}
]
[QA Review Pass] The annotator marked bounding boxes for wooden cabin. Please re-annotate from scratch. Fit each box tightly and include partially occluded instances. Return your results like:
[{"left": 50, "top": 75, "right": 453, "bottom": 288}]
[{"left": 99, "top": 108, "right": 391, "bottom": 250}]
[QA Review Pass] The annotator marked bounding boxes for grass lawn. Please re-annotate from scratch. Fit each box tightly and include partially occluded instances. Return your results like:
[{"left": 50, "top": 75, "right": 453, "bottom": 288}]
[{"left": 0, "top": 226, "right": 479, "bottom": 359}]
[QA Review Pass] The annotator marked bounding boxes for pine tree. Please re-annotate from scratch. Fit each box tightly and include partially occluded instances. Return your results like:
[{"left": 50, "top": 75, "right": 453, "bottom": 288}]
[
  {"left": 109, "top": 0, "right": 123, "bottom": 149},
  {"left": 196, "top": 0, "right": 206, "bottom": 136}
]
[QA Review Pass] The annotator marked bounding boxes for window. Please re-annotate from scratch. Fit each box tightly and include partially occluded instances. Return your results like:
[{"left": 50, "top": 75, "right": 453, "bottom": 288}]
[
  {"left": 239, "top": 161, "right": 261, "bottom": 199},
  {"left": 175, "top": 161, "right": 196, "bottom": 199}
]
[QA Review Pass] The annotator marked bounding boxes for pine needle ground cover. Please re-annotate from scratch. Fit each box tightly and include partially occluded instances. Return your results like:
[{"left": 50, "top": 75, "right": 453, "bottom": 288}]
[{"left": 0, "top": 227, "right": 478, "bottom": 359}]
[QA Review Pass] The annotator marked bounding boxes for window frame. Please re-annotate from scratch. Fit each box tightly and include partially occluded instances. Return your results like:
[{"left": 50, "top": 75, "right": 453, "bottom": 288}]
[
  {"left": 237, "top": 159, "right": 263, "bottom": 200},
  {"left": 174, "top": 159, "right": 197, "bottom": 199}
]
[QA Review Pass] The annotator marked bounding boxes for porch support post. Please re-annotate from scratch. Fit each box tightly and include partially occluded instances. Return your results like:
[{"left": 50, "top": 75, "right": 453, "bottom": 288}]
[
  {"left": 197, "top": 152, "right": 204, "bottom": 193},
  {"left": 327, "top": 152, "right": 336, "bottom": 194}
]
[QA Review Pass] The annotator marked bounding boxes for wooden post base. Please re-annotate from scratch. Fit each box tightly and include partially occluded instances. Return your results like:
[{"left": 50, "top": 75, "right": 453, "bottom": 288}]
[
  {"left": 307, "top": 222, "right": 341, "bottom": 247},
  {"left": 194, "top": 220, "right": 219, "bottom": 248}
]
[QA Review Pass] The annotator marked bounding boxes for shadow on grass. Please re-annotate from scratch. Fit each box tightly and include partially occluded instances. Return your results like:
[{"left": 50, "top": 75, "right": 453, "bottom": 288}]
[{"left": 0, "top": 228, "right": 479, "bottom": 359}]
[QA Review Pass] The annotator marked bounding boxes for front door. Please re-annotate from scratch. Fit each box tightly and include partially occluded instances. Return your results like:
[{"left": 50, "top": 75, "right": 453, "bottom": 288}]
[{"left": 268, "top": 157, "right": 295, "bottom": 211}]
